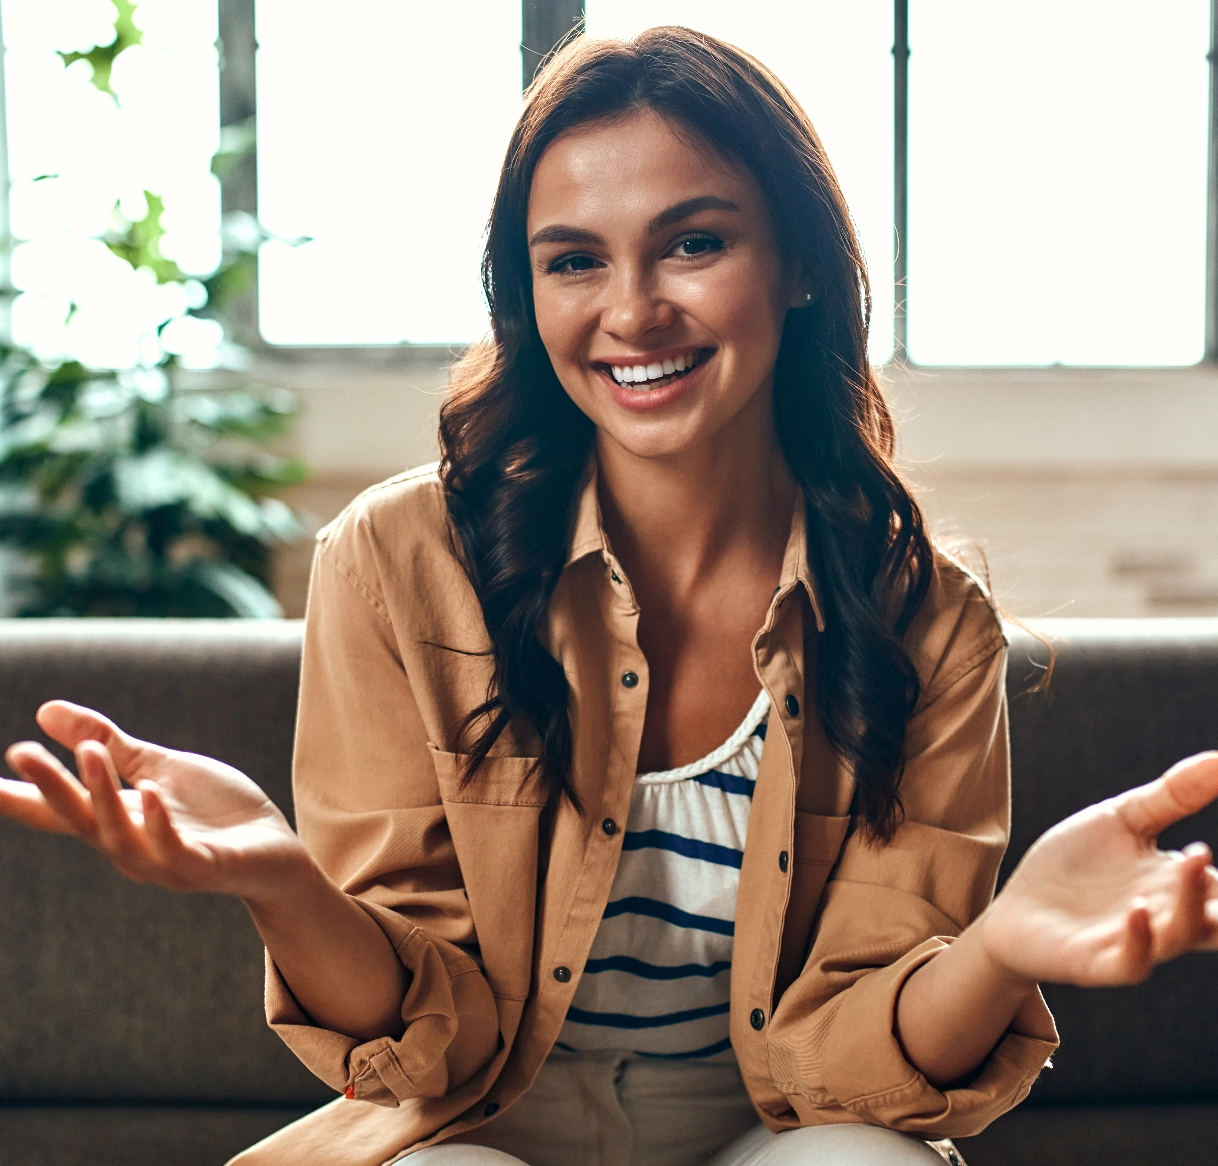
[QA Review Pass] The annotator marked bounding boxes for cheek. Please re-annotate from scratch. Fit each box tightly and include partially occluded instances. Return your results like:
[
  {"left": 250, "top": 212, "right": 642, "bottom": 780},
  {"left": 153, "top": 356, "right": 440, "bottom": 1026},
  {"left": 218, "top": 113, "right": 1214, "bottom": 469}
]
[
  {"left": 533, "top": 282, "right": 588, "bottom": 362},
  {"left": 696, "top": 271, "right": 787, "bottom": 360}
]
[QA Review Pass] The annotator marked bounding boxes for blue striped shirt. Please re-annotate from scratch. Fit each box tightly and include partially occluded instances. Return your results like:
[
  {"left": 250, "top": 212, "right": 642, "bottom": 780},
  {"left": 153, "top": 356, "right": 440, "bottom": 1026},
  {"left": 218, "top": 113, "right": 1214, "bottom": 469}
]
[{"left": 557, "top": 690, "right": 769, "bottom": 1062}]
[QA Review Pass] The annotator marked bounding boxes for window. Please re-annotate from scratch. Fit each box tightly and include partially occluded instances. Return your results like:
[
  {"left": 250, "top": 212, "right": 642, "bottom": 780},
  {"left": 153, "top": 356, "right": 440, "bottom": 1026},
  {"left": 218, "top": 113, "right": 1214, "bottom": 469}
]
[
  {"left": 4, "top": 1, "right": 1215, "bottom": 368},
  {"left": 905, "top": 0, "right": 1209, "bottom": 366},
  {"left": 255, "top": 0, "right": 522, "bottom": 345}
]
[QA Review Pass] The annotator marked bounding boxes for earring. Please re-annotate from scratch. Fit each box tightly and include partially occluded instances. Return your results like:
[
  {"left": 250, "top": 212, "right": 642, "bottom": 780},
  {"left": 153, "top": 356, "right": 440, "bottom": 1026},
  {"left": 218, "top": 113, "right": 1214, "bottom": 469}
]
[{"left": 804, "top": 292, "right": 813, "bottom": 304}]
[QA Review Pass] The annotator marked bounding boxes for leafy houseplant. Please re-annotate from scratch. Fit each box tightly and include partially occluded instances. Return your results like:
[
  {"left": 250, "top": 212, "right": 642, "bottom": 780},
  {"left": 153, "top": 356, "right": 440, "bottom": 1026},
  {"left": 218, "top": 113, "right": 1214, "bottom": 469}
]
[
  {"left": 0, "top": 352, "right": 303, "bottom": 618},
  {"left": 0, "top": 1, "right": 308, "bottom": 618}
]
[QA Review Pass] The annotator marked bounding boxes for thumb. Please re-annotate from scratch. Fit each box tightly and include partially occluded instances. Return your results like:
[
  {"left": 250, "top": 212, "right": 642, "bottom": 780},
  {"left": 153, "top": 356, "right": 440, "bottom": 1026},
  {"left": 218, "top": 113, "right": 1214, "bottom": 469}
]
[
  {"left": 1115, "top": 751, "right": 1218, "bottom": 839},
  {"left": 35, "top": 701, "right": 154, "bottom": 775}
]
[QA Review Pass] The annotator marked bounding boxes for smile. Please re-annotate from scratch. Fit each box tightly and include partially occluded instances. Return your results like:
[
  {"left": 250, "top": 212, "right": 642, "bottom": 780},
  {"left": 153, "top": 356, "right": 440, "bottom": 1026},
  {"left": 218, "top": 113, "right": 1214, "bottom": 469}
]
[{"left": 607, "top": 351, "right": 703, "bottom": 392}]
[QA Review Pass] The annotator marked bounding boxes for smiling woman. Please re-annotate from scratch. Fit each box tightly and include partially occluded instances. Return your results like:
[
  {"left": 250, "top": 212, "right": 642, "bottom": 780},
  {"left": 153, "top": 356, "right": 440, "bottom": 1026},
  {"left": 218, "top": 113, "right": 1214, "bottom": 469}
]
[{"left": 3, "top": 25, "right": 1218, "bottom": 1166}]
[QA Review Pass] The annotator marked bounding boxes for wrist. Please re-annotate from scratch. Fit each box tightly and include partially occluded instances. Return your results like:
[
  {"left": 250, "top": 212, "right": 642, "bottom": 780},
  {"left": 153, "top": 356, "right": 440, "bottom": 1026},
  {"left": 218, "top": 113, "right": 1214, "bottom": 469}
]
[
  {"left": 972, "top": 901, "right": 1041, "bottom": 997},
  {"left": 238, "top": 834, "right": 321, "bottom": 916}
]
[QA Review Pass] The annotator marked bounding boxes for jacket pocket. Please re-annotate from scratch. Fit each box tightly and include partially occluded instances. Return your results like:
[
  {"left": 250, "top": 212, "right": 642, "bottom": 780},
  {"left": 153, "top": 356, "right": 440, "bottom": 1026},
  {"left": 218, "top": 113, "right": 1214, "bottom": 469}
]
[{"left": 428, "top": 745, "right": 547, "bottom": 807}]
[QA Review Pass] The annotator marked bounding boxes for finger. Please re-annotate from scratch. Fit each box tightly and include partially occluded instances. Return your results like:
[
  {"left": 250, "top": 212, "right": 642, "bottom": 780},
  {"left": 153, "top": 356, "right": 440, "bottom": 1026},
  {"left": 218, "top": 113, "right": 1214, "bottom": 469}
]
[
  {"left": 5, "top": 741, "right": 97, "bottom": 840},
  {"left": 1117, "top": 900, "right": 1154, "bottom": 982},
  {"left": 0, "top": 775, "right": 75, "bottom": 834},
  {"left": 1155, "top": 845, "right": 1214, "bottom": 960},
  {"left": 139, "top": 783, "right": 194, "bottom": 866},
  {"left": 1115, "top": 752, "right": 1218, "bottom": 838},
  {"left": 76, "top": 740, "right": 146, "bottom": 859},
  {"left": 35, "top": 701, "right": 154, "bottom": 776}
]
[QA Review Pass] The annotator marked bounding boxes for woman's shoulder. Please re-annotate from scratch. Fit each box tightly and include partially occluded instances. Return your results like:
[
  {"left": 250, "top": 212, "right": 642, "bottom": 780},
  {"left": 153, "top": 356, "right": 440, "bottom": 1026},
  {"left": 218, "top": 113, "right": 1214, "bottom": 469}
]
[
  {"left": 313, "top": 463, "right": 468, "bottom": 604},
  {"left": 903, "top": 544, "right": 1008, "bottom": 712},
  {"left": 319, "top": 462, "right": 447, "bottom": 543}
]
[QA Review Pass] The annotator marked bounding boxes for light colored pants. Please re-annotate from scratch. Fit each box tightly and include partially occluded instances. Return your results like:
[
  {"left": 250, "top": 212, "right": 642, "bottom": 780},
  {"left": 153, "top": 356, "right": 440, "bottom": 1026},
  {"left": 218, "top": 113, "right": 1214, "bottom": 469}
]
[{"left": 412, "top": 1051, "right": 959, "bottom": 1166}]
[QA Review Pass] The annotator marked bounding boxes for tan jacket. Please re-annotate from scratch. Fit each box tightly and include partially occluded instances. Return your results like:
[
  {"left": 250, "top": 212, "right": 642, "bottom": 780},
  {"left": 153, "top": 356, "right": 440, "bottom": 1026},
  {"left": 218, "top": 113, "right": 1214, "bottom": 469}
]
[{"left": 235, "top": 464, "right": 1058, "bottom": 1165}]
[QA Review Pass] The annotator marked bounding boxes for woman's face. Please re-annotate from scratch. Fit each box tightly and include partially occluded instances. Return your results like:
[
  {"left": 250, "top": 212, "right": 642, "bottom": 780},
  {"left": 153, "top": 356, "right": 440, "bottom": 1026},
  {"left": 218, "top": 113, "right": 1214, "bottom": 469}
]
[{"left": 527, "top": 109, "right": 805, "bottom": 463}]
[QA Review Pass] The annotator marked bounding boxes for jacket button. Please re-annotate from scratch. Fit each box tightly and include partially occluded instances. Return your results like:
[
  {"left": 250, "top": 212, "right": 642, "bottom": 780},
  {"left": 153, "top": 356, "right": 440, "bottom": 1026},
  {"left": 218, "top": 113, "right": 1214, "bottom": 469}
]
[
  {"left": 750, "top": 1008, "right": 766, "bottom": 1031},
  {"left": 611, "top": 570, "right": 621, "bottom": 583},
  {"left": 554, "top": 966, "right": 571, "bottom": 982},
  {"left": 778, "top": 850, "right": 789, "bottom": 873},
  {"left": 602, "top": 818, "right": 617, "bottom": 836},
  {"left": 784, "top": 694, "right": 800, "bottom": 717},
  {"left": 483, "top": 1101, "right": 499, "bottom": 1117},
  {"left": 621, "top": 671, "right": 639, "bottom": 688}
]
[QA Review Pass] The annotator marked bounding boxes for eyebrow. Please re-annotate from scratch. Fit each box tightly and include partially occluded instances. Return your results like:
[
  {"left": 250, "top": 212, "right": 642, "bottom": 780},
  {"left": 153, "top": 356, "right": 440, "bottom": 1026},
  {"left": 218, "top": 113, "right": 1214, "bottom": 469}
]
[{"left": 528, "top": 195, "right": 742, "bottom": 249}]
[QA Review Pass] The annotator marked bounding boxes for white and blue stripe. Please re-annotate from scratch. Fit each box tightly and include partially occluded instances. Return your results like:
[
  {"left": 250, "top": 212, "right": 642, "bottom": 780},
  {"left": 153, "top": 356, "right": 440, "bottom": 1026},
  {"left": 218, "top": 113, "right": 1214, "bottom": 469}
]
[{"left": 557, "top": 690, "right": 769, "bottom": 1062}]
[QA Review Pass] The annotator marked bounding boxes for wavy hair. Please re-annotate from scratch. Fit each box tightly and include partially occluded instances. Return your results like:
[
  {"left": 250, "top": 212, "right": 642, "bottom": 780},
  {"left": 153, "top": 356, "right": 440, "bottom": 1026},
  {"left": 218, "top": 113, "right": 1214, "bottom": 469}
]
[{"left": 439, "top": 27, "right": 932, "bottom": 841}]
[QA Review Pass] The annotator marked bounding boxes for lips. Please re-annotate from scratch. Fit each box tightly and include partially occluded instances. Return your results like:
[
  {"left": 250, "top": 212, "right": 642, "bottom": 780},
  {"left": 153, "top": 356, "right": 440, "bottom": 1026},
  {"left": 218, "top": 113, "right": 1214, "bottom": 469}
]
[
  {"left": 596, "top": 348, "right": 710, "bottom": 394},
  {"left": 594, "top": 347, "right": 713, "bottom": 414},
  {"left": 608, "top": 350, "right": 702, "bottom": 391}
]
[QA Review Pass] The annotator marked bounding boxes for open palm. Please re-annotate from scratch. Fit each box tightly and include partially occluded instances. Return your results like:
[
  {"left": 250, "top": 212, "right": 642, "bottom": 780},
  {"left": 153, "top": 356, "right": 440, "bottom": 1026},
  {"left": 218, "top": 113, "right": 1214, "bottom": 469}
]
[
  {"left": 0, "top": 700, "right": 303, "bottom": 900},
  {"left": 983, "top": 752, "right": 1218, "bottom": 987}
]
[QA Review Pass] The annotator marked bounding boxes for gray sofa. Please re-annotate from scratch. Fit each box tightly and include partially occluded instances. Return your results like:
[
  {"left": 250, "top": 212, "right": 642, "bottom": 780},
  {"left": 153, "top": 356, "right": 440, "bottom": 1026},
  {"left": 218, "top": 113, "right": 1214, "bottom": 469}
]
[{"left": 0, "top": 618, "right": 1215, "bottom": 1166}]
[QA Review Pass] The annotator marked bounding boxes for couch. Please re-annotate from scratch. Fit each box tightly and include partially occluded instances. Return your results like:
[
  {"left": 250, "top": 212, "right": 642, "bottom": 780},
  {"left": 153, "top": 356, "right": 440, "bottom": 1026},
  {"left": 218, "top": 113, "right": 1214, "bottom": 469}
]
[{"left": 0, "top": 618, "right": 1215, "bottom": 1166}]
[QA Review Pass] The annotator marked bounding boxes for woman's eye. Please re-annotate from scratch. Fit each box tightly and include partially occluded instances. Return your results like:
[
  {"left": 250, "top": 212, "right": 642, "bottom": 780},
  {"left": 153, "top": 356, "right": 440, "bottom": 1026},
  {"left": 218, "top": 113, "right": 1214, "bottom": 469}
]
[
  {"left": 672, "top": 235, "right": 723, "bottom": 259},
  {"left": 549, "top": 253, "right": 600, "bottom": 274}
]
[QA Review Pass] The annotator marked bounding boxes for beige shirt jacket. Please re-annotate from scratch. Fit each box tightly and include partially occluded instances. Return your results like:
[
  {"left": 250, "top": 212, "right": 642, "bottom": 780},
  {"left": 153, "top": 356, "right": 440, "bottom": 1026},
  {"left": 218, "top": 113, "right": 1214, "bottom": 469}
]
[{"left": 234, "top": 463, "right": 1059, "bottom": 1166}]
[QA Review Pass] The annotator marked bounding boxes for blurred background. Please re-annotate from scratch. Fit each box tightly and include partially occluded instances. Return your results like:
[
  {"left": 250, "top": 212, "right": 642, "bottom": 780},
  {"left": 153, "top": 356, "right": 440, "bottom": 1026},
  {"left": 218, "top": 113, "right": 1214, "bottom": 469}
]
[{"left": 1, "top": 0, "right": 1215, "bottom": 619}]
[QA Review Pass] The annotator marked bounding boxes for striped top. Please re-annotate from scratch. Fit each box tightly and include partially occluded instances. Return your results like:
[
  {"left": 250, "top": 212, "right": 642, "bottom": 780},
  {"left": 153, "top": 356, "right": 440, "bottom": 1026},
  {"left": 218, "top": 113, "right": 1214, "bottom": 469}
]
[{"left": 555, "top": 690, "right": 769, "bottom": 1062}]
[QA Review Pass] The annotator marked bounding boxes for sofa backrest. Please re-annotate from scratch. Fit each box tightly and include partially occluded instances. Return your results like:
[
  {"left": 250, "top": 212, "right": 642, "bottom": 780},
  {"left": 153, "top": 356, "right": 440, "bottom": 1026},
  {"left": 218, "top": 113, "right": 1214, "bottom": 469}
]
[
  {"left": 0, "top": 620, "right": 330, "bottom": 1106},
  {"left": 1005, "top": 619, "right": 1218, "bottom": 1107},
  {"left": 0, "top": 618, "right": 1215, "bottom": 1108}
]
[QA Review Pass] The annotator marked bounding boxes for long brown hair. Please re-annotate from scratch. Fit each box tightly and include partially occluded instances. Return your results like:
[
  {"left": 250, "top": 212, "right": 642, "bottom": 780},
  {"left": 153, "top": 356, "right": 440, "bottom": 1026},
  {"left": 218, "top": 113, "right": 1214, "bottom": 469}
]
[{"left": 439, "top": 27, "right": 932, "bottom": 841}]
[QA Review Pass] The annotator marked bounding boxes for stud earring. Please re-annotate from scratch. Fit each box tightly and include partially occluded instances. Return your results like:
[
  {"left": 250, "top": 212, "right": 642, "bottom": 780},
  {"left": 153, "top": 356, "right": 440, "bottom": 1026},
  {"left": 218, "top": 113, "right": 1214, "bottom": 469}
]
[{"left": 804, "top": 291, "right": 813, "bottom": 304}]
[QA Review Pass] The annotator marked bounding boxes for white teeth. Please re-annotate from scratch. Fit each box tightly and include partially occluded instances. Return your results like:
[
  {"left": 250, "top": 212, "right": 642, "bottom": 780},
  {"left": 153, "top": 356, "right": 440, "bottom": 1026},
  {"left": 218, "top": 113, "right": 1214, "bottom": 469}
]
[{"left": 609, "top": 352, "right": 699, "bottom": 387}]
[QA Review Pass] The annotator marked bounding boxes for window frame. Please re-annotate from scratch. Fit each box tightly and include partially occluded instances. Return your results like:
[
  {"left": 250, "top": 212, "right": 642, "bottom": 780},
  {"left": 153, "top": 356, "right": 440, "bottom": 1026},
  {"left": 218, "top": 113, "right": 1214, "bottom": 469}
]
[
  {"left": 5, "top": 1, "right": 1208, "bottom": 371},
  {"left": 217, "top": 0, "right": 581, "bottom": 364}
]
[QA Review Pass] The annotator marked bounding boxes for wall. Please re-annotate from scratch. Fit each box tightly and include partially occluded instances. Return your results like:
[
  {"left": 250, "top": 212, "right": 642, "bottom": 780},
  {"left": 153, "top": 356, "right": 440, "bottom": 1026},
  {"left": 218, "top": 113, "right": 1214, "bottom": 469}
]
[{"left": 267, "top": 356, "right": 1218, "bottom": 620}]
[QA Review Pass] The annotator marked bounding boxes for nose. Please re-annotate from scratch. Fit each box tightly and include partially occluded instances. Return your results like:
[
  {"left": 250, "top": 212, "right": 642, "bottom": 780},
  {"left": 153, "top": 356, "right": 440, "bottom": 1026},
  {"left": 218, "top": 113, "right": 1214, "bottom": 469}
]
[{"left": 600, "top": 265, "right": 676, "bottom": 344}]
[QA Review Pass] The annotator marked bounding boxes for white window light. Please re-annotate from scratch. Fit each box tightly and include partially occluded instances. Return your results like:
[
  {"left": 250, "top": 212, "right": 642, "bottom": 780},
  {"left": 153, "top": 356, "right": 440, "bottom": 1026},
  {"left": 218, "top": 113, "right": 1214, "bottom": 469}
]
[
  {"left": 254, "top": 0, "right": 522, "bottom": 347},
  {"left": 907, "top": 0, "right": 1209, "bottom": 367}
]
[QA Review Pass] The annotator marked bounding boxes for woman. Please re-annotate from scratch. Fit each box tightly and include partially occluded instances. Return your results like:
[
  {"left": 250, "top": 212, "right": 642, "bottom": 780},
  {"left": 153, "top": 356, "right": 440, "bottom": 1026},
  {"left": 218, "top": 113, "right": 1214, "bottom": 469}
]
[{"left": 2, "top": 27, "right": 1217, "bottom": 1166}]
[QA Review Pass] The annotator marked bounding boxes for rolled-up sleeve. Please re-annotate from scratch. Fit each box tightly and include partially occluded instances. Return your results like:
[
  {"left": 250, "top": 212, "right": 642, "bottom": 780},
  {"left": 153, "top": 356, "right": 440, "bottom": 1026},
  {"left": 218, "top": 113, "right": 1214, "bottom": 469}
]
[
  {"left": 264, "top": 520, "right": 500, "bottom": 1107},
  {"left": 767, "top": 633, "right": 1059, "bottom": 1139}
]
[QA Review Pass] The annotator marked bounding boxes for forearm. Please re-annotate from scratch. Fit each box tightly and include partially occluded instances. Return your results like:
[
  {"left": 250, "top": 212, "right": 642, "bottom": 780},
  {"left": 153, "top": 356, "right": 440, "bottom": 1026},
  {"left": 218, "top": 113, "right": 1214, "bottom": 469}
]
[
  {"left": 893, "top": 912, "right": 1038, "bottom": 1088},
  {"left": 242, "top": 848, "right": 410, "bottom": 1042}
]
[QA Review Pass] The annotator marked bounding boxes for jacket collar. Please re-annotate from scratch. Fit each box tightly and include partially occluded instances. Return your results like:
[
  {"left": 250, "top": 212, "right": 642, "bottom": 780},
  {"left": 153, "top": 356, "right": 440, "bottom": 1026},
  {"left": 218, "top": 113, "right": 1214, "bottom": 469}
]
[{"left": 564, "top": 454, "right": 825, "bottom": 632}]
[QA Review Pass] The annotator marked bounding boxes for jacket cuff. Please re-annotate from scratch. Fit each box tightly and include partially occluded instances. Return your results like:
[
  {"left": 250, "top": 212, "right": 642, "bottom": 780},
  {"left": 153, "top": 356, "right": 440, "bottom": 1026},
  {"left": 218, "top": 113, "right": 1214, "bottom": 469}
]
[
  {"left": 818, "top": 937, "right": 1059, "bottom": 1139},
  {"left": 264, "top": 901, "right": 499, "bottom": 1109}
]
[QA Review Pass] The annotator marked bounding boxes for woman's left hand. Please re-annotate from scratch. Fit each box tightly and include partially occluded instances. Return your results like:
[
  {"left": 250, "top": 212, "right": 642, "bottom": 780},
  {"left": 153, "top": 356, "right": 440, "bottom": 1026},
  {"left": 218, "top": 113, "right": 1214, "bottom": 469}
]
[{"left": 981, "top": 751, "right": 1218, "bottom": 987}]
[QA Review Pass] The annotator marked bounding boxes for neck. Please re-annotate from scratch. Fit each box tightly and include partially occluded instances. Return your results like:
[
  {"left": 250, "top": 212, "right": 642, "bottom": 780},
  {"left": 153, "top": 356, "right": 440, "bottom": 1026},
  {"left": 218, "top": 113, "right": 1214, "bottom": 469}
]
[{"left": 595, "top": 389, "right": 797, "bottom": 601}]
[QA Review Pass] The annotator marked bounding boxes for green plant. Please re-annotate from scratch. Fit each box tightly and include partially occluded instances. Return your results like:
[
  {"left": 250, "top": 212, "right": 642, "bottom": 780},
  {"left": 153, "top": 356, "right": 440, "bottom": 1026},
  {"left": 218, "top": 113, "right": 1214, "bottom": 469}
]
[
  {"left": 0, "top": 354, "right": 305, "bottom": 617},
  {"left": 0, "top": 1, "right": 310, "bottom": 618}
]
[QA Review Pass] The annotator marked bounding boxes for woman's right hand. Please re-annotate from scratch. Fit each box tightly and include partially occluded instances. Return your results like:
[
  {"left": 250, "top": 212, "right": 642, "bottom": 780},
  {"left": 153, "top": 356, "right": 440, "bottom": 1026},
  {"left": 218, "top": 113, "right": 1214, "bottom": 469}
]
[{"left": 1, "top": 700, "right": 308, "bottom": 902}]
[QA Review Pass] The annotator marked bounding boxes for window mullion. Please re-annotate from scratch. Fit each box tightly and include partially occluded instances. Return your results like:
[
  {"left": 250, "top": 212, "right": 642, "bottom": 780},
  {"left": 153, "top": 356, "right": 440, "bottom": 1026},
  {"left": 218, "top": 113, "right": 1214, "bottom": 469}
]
[
  {"left": 892, "top": 0, "right": 909, "bottom": 365},
  {"left": 217, "top": 0, "right": 259, "bottom": 349},
  {"left": 522, "top": 0, "right": 584, "bottom": 90},
  {"left": 1206, "top": 0, "right": 1218, "bottom": 360}
]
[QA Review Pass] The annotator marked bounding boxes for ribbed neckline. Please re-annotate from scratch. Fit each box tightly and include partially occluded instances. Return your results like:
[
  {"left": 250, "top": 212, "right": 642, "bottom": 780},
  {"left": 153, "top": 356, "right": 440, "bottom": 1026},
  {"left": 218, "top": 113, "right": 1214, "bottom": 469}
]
[{"left": 636, "top": 689, "right": 771, "bottom": 784}]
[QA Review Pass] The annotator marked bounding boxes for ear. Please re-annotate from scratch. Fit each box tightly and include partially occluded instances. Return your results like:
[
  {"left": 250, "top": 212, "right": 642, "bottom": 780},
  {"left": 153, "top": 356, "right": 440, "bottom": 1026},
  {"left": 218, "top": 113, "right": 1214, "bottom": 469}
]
[{"left": 785, "top": 258, "right": 818, "bottom": 309}]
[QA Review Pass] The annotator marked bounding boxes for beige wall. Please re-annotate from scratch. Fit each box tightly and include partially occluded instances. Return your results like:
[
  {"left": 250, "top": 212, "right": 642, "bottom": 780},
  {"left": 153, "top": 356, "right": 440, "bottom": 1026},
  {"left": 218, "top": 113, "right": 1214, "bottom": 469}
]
[{"left": 267, "top": 356, "right": 1218, "bottom": 620}]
